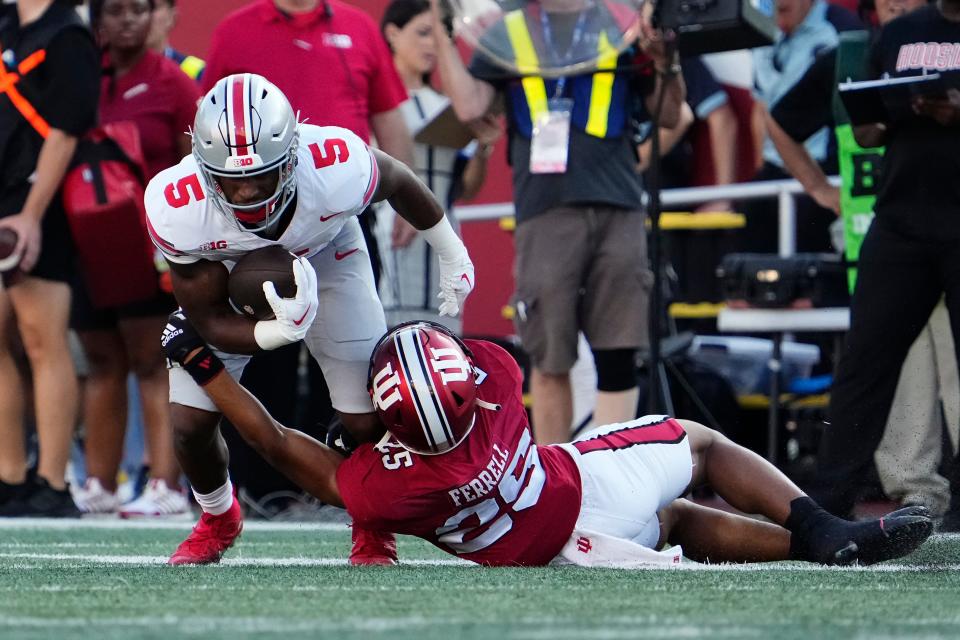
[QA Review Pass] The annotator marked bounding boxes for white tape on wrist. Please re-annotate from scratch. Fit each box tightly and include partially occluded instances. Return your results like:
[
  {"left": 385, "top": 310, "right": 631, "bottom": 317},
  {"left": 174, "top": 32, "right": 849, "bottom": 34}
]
[
  {"left": 254, "top": 320, "right": 293, "bottom": 351},
  {"left": 420, "top": 216, "right": 465, "bottom": 258}
]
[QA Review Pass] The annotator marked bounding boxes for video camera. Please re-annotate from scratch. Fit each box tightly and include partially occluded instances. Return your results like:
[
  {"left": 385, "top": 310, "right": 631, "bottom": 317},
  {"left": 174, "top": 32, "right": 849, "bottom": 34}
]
[{"left": 653, "top": 0, "right": 777, "bottom": 55}]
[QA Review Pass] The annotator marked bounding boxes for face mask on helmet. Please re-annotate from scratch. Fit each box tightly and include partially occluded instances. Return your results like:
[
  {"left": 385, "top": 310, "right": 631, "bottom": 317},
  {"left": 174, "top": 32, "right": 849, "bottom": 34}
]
[
  {"left": 192, "top": 73, "right": 299, "bottom": 234},
  {"left": 368, "top": 322, "right": 478, "bottom": 455}
]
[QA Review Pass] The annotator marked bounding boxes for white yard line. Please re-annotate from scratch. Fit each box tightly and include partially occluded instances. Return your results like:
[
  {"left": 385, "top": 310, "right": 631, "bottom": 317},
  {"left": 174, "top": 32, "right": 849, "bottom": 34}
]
[
  {"left": 0, "top": 551, "right": 955, "bottom": 571},
  {"left": 0, "top": 517, "right": 349, "bottom": 532},
  {"left": 0, "top": 552, "right": 468, "bottom": 566}
]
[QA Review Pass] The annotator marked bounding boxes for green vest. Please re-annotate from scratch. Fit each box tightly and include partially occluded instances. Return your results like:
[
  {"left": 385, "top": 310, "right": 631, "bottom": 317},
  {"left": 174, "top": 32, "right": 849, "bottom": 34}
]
[{"left": 834, "top": 31, "right": 883, "bottom": 293}]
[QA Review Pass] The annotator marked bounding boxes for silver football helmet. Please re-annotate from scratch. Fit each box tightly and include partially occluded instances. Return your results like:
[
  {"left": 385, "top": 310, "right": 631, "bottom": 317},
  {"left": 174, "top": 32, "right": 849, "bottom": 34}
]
[{"left": 192, "top": 73, "right": 299, "bottom": 233}]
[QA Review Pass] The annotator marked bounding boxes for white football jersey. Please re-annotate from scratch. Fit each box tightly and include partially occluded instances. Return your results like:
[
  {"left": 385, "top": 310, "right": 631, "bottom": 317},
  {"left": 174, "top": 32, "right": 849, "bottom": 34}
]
[{"left": 144, "top": 124, "right": 379, "bottom": 265}]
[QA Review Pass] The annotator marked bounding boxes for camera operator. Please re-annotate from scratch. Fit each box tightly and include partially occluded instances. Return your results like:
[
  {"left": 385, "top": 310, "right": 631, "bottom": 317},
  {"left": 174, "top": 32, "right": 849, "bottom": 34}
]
[{"left": 811, "top": 0, "right": 960, "bottom": 521}]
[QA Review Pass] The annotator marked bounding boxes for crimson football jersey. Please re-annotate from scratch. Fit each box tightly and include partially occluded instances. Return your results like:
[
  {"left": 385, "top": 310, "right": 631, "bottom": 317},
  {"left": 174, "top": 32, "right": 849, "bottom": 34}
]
[{"left": 336, "top": 340, "right": 582, "bottom": 566}]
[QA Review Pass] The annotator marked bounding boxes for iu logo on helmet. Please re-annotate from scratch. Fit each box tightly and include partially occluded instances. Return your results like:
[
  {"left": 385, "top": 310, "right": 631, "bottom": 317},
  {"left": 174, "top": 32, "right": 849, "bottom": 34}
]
[
  {"left": 430, "top": 347, "right": 471, "bottom": 385},
  {"left": 371, "top": 362, "right": 402, "bottom": 412}
]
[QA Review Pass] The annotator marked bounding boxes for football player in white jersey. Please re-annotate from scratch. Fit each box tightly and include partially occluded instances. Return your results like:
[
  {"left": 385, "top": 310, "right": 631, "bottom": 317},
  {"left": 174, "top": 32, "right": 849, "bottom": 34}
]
[{"left": 144, "top": 73, "right": 474, "bottom": 565}]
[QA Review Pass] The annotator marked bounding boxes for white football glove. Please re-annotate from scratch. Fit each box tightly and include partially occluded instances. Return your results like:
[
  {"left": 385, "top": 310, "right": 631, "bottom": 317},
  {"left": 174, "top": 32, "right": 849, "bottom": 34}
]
[
  {"left": 437, "top": 252, "right": 475, "bottom": 317},
  {"left": 254, "top": 257, "right": 318, "bottom": 349},
  {"left": 421, "top": 216, "right": 475, "bottom": 317}
]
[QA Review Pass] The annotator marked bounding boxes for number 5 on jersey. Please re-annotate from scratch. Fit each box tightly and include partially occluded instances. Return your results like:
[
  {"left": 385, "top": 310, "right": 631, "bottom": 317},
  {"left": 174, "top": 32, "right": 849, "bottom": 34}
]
[
  {"left": 310, "top": 139, "right": 349, "bottom": 169},
  {"left": 164, "top": 174, "right": 205, "bottom": 208}
]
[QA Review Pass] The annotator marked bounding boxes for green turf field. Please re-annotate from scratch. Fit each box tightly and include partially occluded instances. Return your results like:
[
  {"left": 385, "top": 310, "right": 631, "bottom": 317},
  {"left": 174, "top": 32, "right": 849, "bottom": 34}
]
[{"left": 0, "top": 519, "right": 958, "bottom": 640}]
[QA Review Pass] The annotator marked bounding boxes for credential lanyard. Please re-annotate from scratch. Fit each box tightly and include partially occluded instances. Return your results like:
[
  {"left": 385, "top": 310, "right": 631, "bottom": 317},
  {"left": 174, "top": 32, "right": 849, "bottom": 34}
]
[{"left": 539, "top": 8, "right": 588, "bottom": 99}]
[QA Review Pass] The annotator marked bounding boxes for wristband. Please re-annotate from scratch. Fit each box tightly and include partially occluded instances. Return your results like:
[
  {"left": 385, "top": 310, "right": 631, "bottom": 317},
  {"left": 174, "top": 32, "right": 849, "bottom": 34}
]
[
  {"left": 254, "top": 320, "right": 294, "bottom": 350},
  {"left": 183, "top": 345, "right": 225, "bottom": 387},
  {"left": 420, "top": 216, "right": 465, "bottom": 259}
]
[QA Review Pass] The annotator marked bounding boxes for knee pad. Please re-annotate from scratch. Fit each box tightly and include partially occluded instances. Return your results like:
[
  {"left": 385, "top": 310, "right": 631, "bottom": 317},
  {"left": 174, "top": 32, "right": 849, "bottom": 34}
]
[{"left": 593, "top": 348, "right": 638, "bottom": 392}]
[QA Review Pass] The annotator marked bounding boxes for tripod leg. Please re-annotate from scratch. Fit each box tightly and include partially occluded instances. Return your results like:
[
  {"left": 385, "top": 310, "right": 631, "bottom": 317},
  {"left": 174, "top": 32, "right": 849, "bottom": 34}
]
[{"left": 663, "top": 358, "right": 724, "bottom": 433}]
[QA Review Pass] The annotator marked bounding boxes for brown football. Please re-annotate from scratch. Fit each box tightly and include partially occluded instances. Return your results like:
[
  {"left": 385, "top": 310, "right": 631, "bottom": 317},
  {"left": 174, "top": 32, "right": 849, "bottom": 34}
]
[
  {"left": 0, "top": 228, "right": 20, "bottom": 273},
  {"left": 228, "top": 246, "right": 297, "bottom": 320}
]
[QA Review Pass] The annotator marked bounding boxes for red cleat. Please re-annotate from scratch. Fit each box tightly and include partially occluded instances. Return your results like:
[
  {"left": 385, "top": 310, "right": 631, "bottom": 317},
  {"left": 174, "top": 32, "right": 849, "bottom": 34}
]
[
  {"left": 168, "top": 497, "right": 243, "bottom": 565},
  {"left": 349, "top": 526, "right": 398, "bottom": 566}
]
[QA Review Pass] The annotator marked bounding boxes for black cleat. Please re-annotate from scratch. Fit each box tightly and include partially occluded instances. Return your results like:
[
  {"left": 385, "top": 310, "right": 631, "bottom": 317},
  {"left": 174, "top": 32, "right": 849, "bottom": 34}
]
[
  {"left": 788, "top": 498, "right": 933, "bottom": 566},
  {"left": 849, "top": 511, "right": 933, "bottom": 566}
]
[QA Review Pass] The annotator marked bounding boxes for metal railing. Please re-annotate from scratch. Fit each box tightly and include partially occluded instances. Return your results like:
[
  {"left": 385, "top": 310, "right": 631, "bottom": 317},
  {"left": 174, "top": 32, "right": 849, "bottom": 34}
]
[{"left": 453, "top": 176, "right": 842, "bottom": 257}]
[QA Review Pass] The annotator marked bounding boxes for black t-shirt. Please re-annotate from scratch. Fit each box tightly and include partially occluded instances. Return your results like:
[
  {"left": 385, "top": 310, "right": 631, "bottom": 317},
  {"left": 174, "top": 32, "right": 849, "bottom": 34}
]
[
  {"left": 771, "top": 48, "right": 838, "bottom": 142},
  {"left": 868, "top": 5, "right": 960, "bottom": 238},
  {"left": 0, "top": 4, "right": 100, "bottom": 194},
  {"left": 468, "top": 11, "right": 651, "bottom": 222}
]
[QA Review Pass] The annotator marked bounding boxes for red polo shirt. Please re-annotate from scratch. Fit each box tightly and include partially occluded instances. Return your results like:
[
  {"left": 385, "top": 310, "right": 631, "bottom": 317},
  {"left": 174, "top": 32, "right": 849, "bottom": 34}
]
[
  {"left": 202, "top": 0, "right": 407, "bottom": 143},
  {"left": 100, "top": 50, "right": 201, "bottom": 179}
]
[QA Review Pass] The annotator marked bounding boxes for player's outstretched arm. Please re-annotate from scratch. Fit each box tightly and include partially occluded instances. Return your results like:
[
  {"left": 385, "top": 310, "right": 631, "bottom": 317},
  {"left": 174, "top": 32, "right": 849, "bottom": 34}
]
[
  {"left": 168, "top": 259, "right": 261, "bottom": 355},
  {"left": 201, "top": 370, "right": 345, "bottom": 508},
  {"left": 371, "top": 148, "right": 475, "bottom": 317},
  {"left": 162, "top": 311, "right": 344, "bottom": 507}
]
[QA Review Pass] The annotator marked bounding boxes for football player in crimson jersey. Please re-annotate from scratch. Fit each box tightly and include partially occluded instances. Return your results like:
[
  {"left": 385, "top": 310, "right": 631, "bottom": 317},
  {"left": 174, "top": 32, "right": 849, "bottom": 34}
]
[
  {"left": 162, "top": 317, "right": 933, "bottom": 567},
  {"left": 144, "top": 74, "right": 474, "bottom": 565}
]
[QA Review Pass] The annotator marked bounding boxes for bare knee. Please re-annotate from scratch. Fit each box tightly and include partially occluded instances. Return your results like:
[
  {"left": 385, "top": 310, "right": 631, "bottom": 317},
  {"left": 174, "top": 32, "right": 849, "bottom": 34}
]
[
  {"left": 127, "top": 349, "right": 165, "bottom": 380},
  {"left": 17, "top": 319, "right": 70, "bottom": 366},
  {"left": 171, "top": 404, "right": 221, "bottom": 451},
  {"left": 80, "top": 337, "right": 128, "bottom": 380}
]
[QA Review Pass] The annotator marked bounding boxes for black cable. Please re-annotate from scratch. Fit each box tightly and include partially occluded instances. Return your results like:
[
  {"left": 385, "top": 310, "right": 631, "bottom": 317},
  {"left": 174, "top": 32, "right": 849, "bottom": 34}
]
[{"left": 645, "top": 37, "right": 678, "bottom": 414}]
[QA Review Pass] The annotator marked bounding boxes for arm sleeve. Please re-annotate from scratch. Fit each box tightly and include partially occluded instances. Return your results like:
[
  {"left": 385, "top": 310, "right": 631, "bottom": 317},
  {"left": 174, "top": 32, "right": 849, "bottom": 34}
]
[
  {"left": 41, "top": 29, "right": 100, "bottom": 136},
  {"left": 681, "top": 57, "right": 728, "bottom": 121},
  {"left": 769, "top": 49, "right": 837, "bottom": 142}
]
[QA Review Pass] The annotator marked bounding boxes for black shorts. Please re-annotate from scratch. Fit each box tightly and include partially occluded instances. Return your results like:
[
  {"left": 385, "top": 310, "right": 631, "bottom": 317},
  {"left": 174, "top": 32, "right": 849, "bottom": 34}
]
[
  {"left": 71, "top": 274, "right": 176, "bottom": 332},
  {"left": 0, "top": 184, "right": 76, "bottom": 285}
]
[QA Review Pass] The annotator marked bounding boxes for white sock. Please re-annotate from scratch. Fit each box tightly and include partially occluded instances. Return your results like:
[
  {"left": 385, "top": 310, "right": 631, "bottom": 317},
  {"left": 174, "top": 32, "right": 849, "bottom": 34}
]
[{"left": 193, "top": 479, "right": 234, "bottom": 516}]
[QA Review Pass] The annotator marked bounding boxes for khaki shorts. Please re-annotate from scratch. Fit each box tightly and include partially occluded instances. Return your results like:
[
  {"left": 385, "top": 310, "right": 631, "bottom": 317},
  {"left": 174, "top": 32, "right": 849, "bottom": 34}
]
[{"left": 513, "top": 206, "right": 652, "bottom": 374}]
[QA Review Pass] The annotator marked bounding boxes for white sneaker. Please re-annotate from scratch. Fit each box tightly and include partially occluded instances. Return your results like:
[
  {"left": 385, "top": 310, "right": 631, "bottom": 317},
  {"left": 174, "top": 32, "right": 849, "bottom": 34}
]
[
  {"left": 71, "top": 477, "right": 120, "bottom": 515},
  {"left": 119, "top": 479, "right": 190, "bottom": 518}
]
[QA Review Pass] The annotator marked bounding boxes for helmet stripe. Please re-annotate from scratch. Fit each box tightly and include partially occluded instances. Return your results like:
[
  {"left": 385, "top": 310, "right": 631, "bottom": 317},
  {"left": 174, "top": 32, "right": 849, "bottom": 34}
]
[
  {"left": 230, "top": 75, "right": 249, "bottom": 156},
  {"left": 409, "top": 327, "right": 456, "bottom": 444},
  {"left": 247, "top": 75, "right": 257, "bottom": 155},
  {"left": 396, "top": 328, "right": 455, "bottom": 451},
  {"left": 393, "top": 331, "right": 439, "bottom": 451}
]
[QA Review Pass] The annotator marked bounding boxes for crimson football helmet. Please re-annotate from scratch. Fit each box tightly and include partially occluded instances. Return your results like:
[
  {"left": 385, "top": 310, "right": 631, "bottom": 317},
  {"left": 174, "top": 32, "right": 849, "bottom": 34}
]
[
  {"left": 192, "top": 73, "right": 299, "bottom": 233},
  {"left": 368, "top": 322, "right": 478, "bottom": 455}
]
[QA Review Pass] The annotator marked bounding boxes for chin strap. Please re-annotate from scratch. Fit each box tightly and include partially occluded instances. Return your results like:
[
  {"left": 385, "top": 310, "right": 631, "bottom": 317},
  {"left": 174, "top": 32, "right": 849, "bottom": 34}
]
[{"left": 476, "top": 399, "right": 501, "bottom": 412}]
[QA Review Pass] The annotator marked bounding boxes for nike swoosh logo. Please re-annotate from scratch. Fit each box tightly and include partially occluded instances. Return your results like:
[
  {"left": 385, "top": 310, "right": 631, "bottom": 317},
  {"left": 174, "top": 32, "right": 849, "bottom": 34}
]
[
  {"left": 335, "top": 248, "right": 359, "bottom": 261},
  {"left": 460, "top": 273, "right": 472, "bottom": 287},
  {"left": 292, "top": 304, "right": 312, "bottom": 327},
  {"left": 320, "top": 212, "right": 343, "bottom": 222}
]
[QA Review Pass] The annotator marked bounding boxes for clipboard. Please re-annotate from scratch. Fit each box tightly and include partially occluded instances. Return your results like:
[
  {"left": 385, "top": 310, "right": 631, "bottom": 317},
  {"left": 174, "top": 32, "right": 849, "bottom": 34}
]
[
  {"left": 838, "top": 72, "right": 957, "bottom": 125},
  {"left": 413, "top": 102, "right": 475, "bottom": 149}
]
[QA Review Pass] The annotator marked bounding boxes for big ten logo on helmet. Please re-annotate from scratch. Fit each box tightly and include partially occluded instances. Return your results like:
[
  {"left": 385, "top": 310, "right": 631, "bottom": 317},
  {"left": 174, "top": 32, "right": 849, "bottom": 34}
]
[
  {"left": 228, "top": 156, "right": 255, "bottom": 168},
  {"left": 199, "top": 240, "right": 228, "bottom": 251}
]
